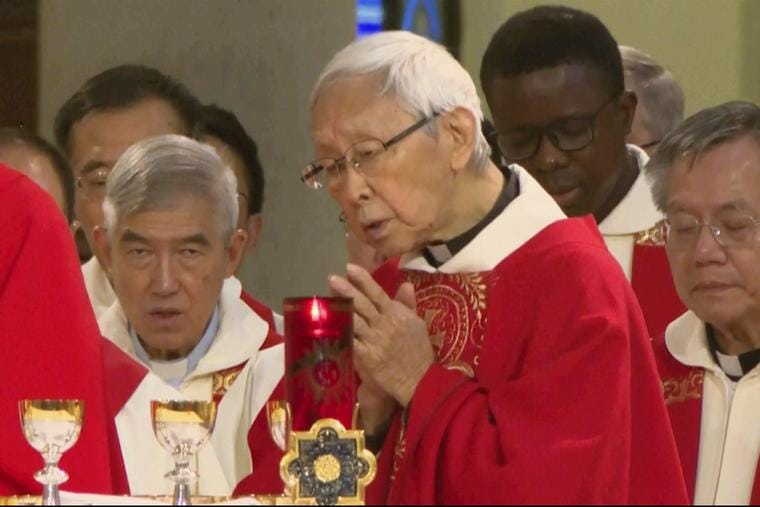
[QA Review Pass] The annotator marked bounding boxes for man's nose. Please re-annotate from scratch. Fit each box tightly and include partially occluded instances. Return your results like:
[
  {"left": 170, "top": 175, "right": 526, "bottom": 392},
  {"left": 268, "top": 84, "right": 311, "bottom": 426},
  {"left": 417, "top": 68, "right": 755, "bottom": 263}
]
[
  {"left": 533, "top": 135, "right": 570, "bottom": 173},
  {"left": 336, "top": 164, "right": 373, "bottom": 205},
  {"left": 694, "top": 225, "right": 728, "bottom": 266},
  {"left": 152, "top": 254, "right": 180, "bottom": 295}
]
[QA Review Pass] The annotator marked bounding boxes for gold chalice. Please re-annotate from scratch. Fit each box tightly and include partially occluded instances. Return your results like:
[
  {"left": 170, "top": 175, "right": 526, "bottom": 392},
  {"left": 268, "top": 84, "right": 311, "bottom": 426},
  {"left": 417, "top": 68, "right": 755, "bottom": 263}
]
[
  {"left": 18, "top": 399, "right": 84, "bottom": 506},
  {"left": 151, "top": 400, "right": 217, "bottom": 506}
]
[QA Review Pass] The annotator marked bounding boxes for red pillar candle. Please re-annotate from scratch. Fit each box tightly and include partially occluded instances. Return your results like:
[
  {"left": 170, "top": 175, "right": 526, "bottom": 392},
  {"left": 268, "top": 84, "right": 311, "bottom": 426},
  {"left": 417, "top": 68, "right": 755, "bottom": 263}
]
[{"left": 283, "top": 297, "right": 355, "bottom": 431}]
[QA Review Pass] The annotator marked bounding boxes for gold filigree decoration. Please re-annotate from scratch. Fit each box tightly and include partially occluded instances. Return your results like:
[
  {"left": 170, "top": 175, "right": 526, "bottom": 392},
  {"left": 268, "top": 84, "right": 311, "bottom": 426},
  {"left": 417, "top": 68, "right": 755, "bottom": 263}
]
[
  {"left": 663, "top": 369, "right": 704, "bottom": 406},
  {"left": 279, "top": 418, "right": 376, "bottom": 505},
  {"left": 404, "top": 271, "right": 490, "bottom": 368},
  {"left": 634, "top": 221, "right": 666, "bottom": 246},
  {"left": 211, "top": 362, "right": 246, "bottom": 403}
]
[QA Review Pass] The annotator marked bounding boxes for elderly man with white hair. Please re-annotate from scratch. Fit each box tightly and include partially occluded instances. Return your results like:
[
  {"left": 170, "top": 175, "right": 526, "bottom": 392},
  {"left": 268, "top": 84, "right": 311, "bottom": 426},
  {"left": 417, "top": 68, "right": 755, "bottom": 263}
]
[
  {"left": 648, "top": 101, "right": 760, "bottom": 505},
  {"left": 271, "top": 30, "right": 686, "bottom": 504},
  {"left": 620, "top": 45, "right": 685, "bottom": 155},
  {"left": 91, "top": 134, "right": 283, "bottom": 496}
]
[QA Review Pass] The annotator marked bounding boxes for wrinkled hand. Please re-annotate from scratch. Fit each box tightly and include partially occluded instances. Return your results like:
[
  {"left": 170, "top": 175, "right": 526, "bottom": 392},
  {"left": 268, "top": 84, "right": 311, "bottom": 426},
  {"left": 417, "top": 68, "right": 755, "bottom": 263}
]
[{"left": 329, "top": 263, "right": 435, "bottom": 408}]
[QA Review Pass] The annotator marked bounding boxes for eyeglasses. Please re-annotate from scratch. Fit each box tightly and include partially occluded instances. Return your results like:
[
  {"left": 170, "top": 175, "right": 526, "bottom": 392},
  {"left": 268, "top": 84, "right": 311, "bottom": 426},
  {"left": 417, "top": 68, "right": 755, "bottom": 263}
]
[
  {"left": 302, "top": 113, "right": 439, "bottom": 190},
  {"left": 76, "top": 168, "right": 110, "bottom": 201},
  {"left": 662, "top": 213, "right": 760, "bottom": 250},
  {"left": 495, "top": 95, "right": 619, "bottom": 161}
]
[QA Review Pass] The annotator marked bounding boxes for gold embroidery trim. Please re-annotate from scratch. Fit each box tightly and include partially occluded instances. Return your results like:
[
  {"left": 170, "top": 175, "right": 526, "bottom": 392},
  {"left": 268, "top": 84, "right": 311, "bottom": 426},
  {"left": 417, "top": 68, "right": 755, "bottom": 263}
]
[
  {"left": 662, "top": 369, "right": 703, "bottom": 405},
  {"left": 212, "top": 366, "right": 244, "bottom": 399},
  {"left": 634, "top": 221, "right": 666, "bottom": 246}
]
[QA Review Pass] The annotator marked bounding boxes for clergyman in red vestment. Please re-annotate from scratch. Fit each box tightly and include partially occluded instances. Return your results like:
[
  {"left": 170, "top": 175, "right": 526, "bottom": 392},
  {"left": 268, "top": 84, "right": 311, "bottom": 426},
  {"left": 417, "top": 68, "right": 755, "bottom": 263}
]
[
  {"left": 283, "top": 30, "right": 688, "bottom": 504},
  {"left": 0, "top": 163, "right": 139, "bottom": 495},
  {"left": 647, "top": 101, "right": 760, "bottom": 504}
]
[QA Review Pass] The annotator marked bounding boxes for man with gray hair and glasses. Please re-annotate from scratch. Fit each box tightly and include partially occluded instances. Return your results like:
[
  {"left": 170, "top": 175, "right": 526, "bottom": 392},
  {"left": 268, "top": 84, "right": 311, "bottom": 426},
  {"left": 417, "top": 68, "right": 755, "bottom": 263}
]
[
  {"left": 91, "top": 134, "right": 283, "bottom": 496},
  {"left": 620, "top": 45, "right": 685, "bottom": 155},
  {"left": 259, "top": 29, "right": 687, "bottom": 504},
  {"left": 646, "top": 101, "right": 760, "bottom": 504}
]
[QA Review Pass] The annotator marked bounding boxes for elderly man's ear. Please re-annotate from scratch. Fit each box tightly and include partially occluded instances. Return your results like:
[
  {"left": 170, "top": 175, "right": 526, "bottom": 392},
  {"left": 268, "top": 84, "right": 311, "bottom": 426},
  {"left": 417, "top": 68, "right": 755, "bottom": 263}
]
[
  {"left": 442, "top": 107, "right": 479, "bottom": 173},
  {"left": 243, "top": 213, "right": 262, "bottom": 253},
  {"left": 226, "top": 228, "right": 249, "bottom": 277},
  {"left": 92, "top": 225, "right": 113, "bottom": 274}
]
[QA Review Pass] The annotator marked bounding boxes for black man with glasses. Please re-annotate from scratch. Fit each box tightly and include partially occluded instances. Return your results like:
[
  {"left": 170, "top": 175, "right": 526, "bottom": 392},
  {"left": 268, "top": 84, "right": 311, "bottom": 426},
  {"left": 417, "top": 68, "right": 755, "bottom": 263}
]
[
  {"left": 646, "top": 101, "right": 760, "bottom": 505},
  {"left": 262, "top": 29, "right": 689, "bottom": 505},
  {"left": 481, "top": 6, "right": 684, "bottom": 337}
]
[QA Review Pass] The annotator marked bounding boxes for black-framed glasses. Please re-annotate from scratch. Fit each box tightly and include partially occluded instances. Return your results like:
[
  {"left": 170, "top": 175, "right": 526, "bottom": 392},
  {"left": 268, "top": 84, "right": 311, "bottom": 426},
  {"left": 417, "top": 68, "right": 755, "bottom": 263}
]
[
  {"left": 495, "top": 94, "right": 619, "bottom": 161},
  {"left": 302, "top": 113, "right": 439, "bottom": 190},
  {"left": 662, "top": 212, "right": 760, "bottom": 250},
  {"left": 76, "top": 168, "right": 110, "bottom": 201}
]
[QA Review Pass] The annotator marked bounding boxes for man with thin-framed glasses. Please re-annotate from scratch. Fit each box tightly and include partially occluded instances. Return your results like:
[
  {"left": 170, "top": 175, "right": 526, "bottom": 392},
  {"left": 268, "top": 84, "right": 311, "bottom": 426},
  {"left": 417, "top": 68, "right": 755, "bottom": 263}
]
[
  {"left": 480, "top": 5, "right": 684, "bottom": 336},
  {"left": 646, "top": 101, "right": 760, "bottom": 505},
  {"left": 239, "top": 29, "right": 688, "bottom": 504}
]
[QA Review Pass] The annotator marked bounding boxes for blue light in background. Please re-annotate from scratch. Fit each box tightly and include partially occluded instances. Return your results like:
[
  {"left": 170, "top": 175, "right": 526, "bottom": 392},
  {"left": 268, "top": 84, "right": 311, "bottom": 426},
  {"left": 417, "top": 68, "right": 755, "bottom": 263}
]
[
  {"left": 356, "top": 0, "right": 444, "bottom": 42},
  {"left": 401, "top": 0, "right": 442, "bottom": 42},
  {"left": 356, "top": 0, "right": 384, "bottom": 38}
]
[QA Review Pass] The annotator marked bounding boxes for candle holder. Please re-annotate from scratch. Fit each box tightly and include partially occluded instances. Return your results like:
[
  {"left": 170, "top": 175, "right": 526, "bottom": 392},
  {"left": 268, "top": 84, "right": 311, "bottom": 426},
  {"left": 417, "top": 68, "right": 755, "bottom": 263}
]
[
  {"left": 263, "top": 296, "right": 375, "bottom": 505},
  {"left": 284, "top": 297, "right": 355, "bottom": 431}
]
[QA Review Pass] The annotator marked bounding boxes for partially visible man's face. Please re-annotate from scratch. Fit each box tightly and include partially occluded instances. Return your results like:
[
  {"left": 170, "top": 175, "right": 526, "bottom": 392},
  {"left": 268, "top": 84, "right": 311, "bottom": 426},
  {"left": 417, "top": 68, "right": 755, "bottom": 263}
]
[
  {"left": 665, "top": 134, "right": 760, "bottom": 330},
  {"left": 626, "top": 99, "right": 658, "bottom": 155},
  {"left": 69, "top": 97, "right": 188, "bottom": 263},
  {"left": 0, "top": 143, "right": 66, "bottom": 214},
  {"left": 311, "top": 74, "right": 457, "bottom": 259},
  {"left": 99, "top": 196, "right": 245, "bottom": 359},
  {"left": 205, "top": 135, "right": 261, "bottom": 254},
  {"left": 486, "top": 63, "right": 634, "bottom": 217}
]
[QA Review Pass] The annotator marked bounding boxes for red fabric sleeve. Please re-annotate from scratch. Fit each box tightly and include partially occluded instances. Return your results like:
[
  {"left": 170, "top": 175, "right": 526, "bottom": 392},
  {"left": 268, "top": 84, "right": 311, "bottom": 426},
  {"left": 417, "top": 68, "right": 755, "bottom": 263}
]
[{"left": 0, "top": 167, "right": 119, "bottom": 494}]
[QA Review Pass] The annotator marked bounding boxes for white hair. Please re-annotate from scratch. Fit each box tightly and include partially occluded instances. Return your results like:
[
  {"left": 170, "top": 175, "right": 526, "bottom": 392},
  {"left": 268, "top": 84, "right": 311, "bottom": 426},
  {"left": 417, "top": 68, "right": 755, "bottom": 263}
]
[
  {"left": 102, "top": 134, "right": 238, "bottom": 239},
  {"left": 311, "top": 31, "right": 491, "bottom": 170},
  {"left": 620, "top": 45, "right": 684, "bottom": 140}
]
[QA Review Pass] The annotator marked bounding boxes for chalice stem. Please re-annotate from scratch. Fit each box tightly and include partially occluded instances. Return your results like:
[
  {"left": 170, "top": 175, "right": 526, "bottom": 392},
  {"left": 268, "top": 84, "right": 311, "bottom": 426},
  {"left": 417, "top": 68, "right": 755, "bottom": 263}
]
[
  {"left": 173, "top": 482, "right": 192, "bottom": 506},
  {"left": 41, "top": 483, "right": 61, "bottom": 506}
]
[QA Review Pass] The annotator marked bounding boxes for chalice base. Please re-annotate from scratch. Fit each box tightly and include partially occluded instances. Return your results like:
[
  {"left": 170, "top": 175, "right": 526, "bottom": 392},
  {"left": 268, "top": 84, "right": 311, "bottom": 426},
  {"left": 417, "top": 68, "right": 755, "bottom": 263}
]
[{"left": 165, "top": 461, "right": 199, "bottom": 506}]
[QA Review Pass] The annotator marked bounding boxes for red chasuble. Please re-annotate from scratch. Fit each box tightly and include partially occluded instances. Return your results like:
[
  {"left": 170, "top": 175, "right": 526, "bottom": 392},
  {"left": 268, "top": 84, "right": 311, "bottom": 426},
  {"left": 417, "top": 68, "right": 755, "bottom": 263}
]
[
  {"left": 631, "top": 235, "right": 685, "bottom": 338},
  {"left": 0, "top": 166, "right": 135, "bottom": 494},
  {"left": 369, "top": 217, "right": 688, "bottom": 504}
]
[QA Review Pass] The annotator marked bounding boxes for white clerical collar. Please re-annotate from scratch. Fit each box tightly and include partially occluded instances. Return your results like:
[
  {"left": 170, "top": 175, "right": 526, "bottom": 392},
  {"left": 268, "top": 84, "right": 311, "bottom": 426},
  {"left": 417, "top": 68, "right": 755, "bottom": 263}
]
[
  {"left": 422, "top": 166, "right": 519, "bottom": 267},
  {"left": 598, "top": 145, "right": 662, "bottom": 236},
  {"left": 400, "top": 164, "right": 566, "bottom": 273},
  {"left": 665, "top": 311, "right": 760, "bottom": 382},
  {"left": 714, "top": 351, "right": 744, "bottom": 380},
  {"left": 705, "top": 324, "right": 760, "bottom": 381}
]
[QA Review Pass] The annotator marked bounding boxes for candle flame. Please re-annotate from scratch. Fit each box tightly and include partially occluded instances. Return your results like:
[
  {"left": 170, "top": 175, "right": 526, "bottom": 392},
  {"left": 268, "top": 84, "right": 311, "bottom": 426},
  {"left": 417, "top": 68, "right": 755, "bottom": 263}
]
[{"left": 310, "top": 297, "right": 324, "bottom": 322}]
